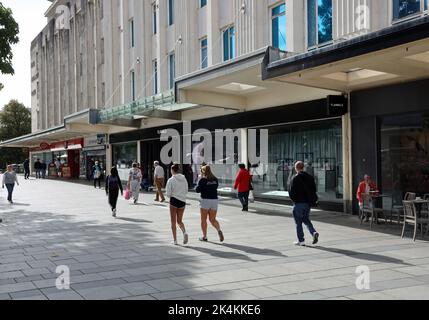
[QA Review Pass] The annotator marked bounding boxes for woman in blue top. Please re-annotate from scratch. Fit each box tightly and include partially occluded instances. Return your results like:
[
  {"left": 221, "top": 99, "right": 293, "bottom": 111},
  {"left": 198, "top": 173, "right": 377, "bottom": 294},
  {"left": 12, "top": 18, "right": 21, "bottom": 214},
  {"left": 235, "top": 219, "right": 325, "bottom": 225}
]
[{"left": 195, "top": 165, "right": 224, "bottom": 243}]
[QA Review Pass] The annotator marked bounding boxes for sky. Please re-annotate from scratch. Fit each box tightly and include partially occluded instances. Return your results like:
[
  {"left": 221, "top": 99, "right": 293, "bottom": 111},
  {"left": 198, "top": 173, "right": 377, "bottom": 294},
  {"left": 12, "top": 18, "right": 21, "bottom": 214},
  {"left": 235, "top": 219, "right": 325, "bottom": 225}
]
[{"left": 0, "top": 0, "right": 51, "bottom": 109}]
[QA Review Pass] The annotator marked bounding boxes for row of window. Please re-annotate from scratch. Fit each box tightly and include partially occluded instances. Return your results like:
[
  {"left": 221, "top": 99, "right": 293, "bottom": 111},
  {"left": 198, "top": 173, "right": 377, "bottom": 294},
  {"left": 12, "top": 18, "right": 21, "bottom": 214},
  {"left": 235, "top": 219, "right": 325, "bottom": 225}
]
[{"left": 128, "top": 0, "right": 429, "bottom": 100}]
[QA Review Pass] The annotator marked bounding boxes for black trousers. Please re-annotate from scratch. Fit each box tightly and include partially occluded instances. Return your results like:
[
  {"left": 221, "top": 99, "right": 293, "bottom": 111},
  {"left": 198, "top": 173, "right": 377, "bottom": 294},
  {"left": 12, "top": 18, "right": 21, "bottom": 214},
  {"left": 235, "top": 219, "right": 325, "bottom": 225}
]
[
  {"left": 24, "top": 170, "right": 30, "bottom": 179},
  {"left": 108, "top": 189, "right": 119, "bottom": 210},
  {"left": 94, "top": 178, "right": 101, "bottom": 188}
]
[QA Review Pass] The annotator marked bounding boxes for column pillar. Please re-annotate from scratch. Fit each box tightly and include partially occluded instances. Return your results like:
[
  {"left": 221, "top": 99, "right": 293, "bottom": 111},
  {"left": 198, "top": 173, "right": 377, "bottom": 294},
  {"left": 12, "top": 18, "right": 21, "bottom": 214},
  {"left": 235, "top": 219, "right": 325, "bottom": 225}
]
[{"left": 342, "top": 98, "right": 353, "bottom": 214}]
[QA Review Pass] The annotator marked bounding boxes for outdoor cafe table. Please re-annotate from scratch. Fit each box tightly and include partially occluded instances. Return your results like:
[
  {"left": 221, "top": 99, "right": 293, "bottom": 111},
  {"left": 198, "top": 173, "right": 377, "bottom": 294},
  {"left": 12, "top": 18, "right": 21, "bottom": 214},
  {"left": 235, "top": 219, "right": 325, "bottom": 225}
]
[{"left": 411, "top": 199, "right": 429, "bottom": 218}]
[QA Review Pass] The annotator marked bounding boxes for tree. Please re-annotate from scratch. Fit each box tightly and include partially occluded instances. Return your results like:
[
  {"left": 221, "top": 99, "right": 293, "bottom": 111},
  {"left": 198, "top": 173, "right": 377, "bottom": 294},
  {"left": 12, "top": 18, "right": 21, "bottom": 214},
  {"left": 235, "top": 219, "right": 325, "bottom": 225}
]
[
  {"left": 0, "top": 2, "right": 19, "bottom": 90},
  {"left": 0, "top": 100, "right": 31, "bottom": 168}
]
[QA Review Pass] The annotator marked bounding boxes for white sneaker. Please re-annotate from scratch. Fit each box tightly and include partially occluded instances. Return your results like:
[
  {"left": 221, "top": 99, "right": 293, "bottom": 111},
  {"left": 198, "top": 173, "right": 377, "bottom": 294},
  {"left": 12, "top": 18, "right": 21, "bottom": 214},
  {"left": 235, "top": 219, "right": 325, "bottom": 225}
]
[
  {"left": 112, "top": 209, "right": 117, "bottom": 217},
  {"left": 293, "top": 241, "right": 306, "bottom": 246},
  {"left": 173, "top": 240, "right": 178, "bottom": 246},
  {"left": 183, "top": 233, "right": 189, "bottom": 245}
]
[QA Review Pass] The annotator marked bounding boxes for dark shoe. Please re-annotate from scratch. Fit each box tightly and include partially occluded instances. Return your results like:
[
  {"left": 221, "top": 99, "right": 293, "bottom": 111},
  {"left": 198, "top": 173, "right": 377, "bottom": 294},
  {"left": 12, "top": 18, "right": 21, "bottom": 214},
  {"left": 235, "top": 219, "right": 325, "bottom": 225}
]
[
  {"left": 218, "top": 231, "right": 225, "bottom": 243},
  {"left": 312, "top": 232, "right": 320, "bottom": 245},
  {"left": 0, "top": 218, "right": 2, "bottom": 223}
]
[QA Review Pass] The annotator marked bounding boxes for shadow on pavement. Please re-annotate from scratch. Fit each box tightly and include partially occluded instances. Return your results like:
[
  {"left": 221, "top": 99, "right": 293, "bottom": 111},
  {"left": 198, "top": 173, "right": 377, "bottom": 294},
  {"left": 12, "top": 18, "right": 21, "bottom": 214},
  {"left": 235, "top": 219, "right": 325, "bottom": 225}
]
[
  {"left": 116, "top": 217, "right": 153, "bottom": 224},
  {"left": 184, "top": 246, "right": 258, "bottom": 263},
  {"left": 312, "top": 246, "right": 413, "bottom": 266},
  {"left": 210, "top": 242, "right": 287, "bottom": 258}
]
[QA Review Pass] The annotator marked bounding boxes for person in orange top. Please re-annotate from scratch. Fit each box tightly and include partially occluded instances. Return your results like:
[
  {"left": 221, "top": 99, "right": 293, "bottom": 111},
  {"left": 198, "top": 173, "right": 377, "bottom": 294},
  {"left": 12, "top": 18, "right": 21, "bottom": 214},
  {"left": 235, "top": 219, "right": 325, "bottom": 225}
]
[
  {"left": 234, "top": 164, "right": 252, "bottom": 212},
  {"left": 356, "top": 174, "right": 379, "bottom": 209}
]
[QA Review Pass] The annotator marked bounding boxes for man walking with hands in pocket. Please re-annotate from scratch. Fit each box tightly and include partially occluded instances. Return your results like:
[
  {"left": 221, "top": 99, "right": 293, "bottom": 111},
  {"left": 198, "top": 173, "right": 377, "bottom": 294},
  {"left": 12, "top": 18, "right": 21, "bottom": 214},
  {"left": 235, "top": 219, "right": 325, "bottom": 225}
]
[{"left": 289, "top": 161, "right": 320, "bottom": 246}]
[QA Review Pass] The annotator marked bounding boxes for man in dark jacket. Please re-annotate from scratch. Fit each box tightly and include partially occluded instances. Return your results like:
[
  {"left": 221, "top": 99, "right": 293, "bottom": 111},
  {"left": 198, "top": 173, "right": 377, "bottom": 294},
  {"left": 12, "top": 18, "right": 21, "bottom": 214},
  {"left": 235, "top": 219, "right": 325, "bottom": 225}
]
[
  {"left": 289, "top": 161, "right": 319, "bottom": 246},
  {"left": 34, "top": 159, "right": 42, "bottom": 179},
  {"left": 23, "top": 159, "right": 30, "bottom": 180}
]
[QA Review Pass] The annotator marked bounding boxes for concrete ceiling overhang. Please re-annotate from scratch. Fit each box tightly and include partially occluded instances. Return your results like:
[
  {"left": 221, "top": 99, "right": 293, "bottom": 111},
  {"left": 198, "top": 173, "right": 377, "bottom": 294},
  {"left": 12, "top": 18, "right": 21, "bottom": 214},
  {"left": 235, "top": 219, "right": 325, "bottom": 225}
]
[
  {"left": 175, "top": 47, "right": 340, "bottom": 116},
  {"left": 264, "top": 16, "right": 429, "bottom": 93},
  {"left": 0, "top": 126, "right": 84, "bottom": 149}
]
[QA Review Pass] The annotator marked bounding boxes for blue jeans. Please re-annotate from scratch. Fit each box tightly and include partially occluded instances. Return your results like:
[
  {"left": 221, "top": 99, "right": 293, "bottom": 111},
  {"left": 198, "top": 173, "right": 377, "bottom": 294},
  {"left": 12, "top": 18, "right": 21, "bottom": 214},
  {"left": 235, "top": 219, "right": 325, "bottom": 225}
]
[
  {"left": 293, "top": 203, "right": 317, "bottom": 243},
  {"left": 238, "top": 192, "right": 249, "bottom": 209},
  {"left": 5, "top": 184, "right": 14, "bottom": 202}
]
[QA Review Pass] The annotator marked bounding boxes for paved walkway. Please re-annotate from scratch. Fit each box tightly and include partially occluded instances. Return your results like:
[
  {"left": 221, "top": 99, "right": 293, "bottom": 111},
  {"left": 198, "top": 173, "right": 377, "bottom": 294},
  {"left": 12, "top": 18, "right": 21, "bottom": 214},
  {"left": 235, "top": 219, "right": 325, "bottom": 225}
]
[{"left": 0, "top": 177, "right": 428, "bottom": 300}]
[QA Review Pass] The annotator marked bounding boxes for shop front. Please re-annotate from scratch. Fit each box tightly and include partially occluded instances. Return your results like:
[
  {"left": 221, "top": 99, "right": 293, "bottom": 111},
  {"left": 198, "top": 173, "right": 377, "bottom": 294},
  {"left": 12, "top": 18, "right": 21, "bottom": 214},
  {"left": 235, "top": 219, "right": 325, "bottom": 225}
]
[
  {"left": 109, "top": 100, "right": 345, "bottom": 211},
  {"left": 81, "top": 134, "right": 107, "bottom": 180},
  {"left": 351, "top": 78, "right": 429, "bottom": 214},
  {"left": 111, "top": 141, "right": 139, "bottom": 181}
]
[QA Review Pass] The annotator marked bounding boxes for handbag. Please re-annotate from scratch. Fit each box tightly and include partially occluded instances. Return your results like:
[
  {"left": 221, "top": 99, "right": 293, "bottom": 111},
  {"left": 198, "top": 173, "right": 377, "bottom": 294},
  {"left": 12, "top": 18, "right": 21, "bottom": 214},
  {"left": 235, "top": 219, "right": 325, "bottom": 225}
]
[{"left": 248, "top": 175, "right": 254, "bottom": 191}]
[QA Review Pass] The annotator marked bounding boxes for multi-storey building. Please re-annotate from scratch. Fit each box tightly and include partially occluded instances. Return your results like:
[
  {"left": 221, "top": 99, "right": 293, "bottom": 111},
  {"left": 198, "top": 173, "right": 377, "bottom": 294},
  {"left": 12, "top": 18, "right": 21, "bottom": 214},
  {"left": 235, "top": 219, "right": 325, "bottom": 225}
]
[{"left": 3, "top": 0, "right": 429, "bottom": 213}]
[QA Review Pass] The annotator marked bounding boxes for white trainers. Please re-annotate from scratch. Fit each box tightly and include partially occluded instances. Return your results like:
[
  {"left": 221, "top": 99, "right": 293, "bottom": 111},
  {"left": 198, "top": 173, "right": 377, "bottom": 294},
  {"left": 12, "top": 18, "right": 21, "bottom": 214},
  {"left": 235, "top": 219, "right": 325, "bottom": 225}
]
[
  {"left": 293, "top": 241, "right": 306, "bottom": 246},
  {"left": 183, "top": 233, "right": 189, "bottom": 245},
  {"left": 173, "top": 240, "right": 178, "bottom": 246},
  {"left": 112, "top": 209, "right": 117, "bottom": 218}
]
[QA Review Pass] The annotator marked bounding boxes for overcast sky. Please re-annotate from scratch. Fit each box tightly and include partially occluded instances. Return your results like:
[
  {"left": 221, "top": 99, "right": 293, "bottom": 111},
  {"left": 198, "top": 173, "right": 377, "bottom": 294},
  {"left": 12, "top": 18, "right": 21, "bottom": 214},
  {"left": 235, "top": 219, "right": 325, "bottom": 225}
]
[{"left": 0, "top": 0, "right": 51, "bottom": 109}]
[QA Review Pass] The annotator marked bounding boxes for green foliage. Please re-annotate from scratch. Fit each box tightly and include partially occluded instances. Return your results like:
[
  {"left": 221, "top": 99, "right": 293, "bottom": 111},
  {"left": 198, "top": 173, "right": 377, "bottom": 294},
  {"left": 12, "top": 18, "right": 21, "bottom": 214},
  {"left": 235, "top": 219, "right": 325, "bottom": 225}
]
[
  {"left": 0, "top": 2, "right": 19, "bottom": 89},
  {"left": 0, "top": 100, "right": 31, "bottom": 169}
]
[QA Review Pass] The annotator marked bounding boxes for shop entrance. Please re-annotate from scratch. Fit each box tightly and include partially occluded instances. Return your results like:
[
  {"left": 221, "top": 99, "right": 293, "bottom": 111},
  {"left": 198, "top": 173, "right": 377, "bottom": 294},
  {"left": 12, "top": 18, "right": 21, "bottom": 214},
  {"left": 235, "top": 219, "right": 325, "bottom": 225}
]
[{"left": 140, "top": 140, "right": 170, "bottom": 185}]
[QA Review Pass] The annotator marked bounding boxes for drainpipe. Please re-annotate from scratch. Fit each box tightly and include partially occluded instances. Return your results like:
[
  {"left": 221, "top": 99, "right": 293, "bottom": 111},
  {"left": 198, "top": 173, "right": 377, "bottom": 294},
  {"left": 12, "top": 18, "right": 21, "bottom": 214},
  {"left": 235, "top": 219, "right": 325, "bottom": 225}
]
[{"left": 120, "top": 0, "right": 125, "bottom": 104}]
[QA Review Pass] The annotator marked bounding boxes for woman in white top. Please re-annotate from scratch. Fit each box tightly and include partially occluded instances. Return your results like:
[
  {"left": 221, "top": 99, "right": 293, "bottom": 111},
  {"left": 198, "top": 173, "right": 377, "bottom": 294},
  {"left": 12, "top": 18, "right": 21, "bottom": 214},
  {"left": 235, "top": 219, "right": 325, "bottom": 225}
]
[
  {"left": 127, "top": 162, "right": 142, "bottom": 204},
  {"left": 2, "top": 165, "right": 19, "bottom": 204},
  {"left": 166, "top": 164, "right": 189, "bottom": 246}
]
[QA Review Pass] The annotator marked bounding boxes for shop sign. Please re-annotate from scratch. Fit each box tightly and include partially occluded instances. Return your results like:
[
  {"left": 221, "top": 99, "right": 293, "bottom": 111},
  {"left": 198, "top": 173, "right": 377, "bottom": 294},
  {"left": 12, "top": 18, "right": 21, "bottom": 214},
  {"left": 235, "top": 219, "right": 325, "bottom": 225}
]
[
  {"left": 327, "top": 95, "right": 348, "bottom": 117},
  {"left": 40, "top": 142, "right": 50, "bottom": 150},
  {"left": 84, "top": 134, "right": 107, "bottom": 148}
]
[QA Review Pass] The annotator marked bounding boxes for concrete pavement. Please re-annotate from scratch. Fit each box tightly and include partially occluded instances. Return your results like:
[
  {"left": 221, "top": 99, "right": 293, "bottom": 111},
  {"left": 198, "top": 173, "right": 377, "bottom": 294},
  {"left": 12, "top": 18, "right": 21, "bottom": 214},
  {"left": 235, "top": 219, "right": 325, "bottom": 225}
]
[{"left": 0, "top": 177, "right": 429, "bottom": 300}]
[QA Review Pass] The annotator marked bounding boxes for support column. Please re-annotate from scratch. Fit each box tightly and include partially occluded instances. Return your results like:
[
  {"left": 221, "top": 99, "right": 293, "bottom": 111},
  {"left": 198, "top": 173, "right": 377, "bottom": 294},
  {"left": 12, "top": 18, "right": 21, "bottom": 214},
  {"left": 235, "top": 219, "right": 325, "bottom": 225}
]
[
  {"left": 342, "top": 98, "right": 353, "bottom": 214},
  {"left": 241, "top": 128, "right": 248, "bottom": 165},
  {"left": 106, "top": 144, "right": 112, "bottom": 172}
]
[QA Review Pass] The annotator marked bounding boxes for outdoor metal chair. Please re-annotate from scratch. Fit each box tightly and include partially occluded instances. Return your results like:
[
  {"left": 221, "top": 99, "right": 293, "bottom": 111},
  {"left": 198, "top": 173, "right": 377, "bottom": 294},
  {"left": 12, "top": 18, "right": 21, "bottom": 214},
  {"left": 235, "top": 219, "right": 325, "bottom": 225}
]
[
  {"left": 360, "top": 194, "right": 386, "bottom": 230},
  {"left": 390, "top": 192, "right": 416, "bottom": 224},
  {"left": 402, "top": 201, "right": 429, "bottom": 242}
]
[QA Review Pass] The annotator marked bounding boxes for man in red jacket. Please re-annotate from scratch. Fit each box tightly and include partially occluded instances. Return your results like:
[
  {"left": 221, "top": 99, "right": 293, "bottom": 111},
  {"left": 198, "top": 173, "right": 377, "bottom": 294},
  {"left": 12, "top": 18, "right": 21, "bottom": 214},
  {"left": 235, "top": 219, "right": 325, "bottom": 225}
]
[
  {"left": 234, "top": 164, "right": 252, "bottom": 212},
  {"left": 356, "top": 174, "right": 379, "bottom": 210}
]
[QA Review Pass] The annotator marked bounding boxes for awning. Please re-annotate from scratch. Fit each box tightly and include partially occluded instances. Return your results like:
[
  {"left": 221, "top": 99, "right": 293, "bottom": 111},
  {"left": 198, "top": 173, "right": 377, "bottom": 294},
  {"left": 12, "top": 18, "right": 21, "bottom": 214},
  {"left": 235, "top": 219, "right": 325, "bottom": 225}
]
[
  {"left": 51, "top": 144, "right": 82, "bottom": 152},
  {"left": 175, "top": 47, "right": 340, "bottom": 116},
  {"left": 263, "top": 16, "right": 429, "bottom": 93}
]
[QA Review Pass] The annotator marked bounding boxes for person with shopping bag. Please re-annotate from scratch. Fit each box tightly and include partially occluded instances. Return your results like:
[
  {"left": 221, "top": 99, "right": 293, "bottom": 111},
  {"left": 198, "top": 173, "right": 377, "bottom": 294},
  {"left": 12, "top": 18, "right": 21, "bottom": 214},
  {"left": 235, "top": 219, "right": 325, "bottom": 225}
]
[
  {"left": 234, "top": 164, "right": 252, "bottom": 212},
  {"left": 127, "top": 163, "right": 142, "bottom": 204}
]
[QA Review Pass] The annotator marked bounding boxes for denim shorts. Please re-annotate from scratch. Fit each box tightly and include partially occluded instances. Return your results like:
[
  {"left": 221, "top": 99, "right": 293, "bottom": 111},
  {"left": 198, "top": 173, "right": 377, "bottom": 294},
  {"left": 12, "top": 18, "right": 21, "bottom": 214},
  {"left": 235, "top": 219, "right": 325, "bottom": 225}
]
[{"left": 200, "top": 199, "right": 219, "bottom": 211}]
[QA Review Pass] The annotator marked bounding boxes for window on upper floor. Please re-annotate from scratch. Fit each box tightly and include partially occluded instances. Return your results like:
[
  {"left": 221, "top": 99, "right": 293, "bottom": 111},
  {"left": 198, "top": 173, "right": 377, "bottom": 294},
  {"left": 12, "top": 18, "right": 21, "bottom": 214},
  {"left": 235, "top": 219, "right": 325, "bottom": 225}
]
[
  {"left": 271, "top": 3, "right": 286, "bottom": 51},
  {"left": 168, "top": 0, "right": 174, "bottom": 26},
  {"left": 129, "top": 19, "right": 135, "bottom": 48},
  {"left": 201, "top": 38, "right": 208, "bottom": 69},
  {"left": 307, "top": 0, "right": 333, "bottom": 48},
  {"left": 152, "top": 3, "right": 157, "bottom": 35},
  {"left": 200, "top": 0, "right": 207, "bottom": 8},
  {"left": 131, "top": 71, "right": 136, "bottom": 101},
  {"left": 98, "top": 0, "right": 103, "bottom": 20},
  {"left": 393, "top": 0, "right": 427, "bottom": 21},
  {"left": 153, "top": 59, "right": 158, "bottom": 95},
  {"left": 223, "top": 26, "right": 236, "bottom": 62},
  {"left": 168, "top": 53, "right": 175, "bottom": 90}
]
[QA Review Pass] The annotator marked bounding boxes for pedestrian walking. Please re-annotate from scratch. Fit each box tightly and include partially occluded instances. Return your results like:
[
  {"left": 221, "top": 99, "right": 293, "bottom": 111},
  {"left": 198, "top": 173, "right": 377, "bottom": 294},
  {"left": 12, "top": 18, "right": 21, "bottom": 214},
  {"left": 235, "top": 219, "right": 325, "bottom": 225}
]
[
  {"left": 127, "top": 162, "right": 142, "bottom": 204},
  {"left": 92, "top": 161, "right": 103, "bottom": 189},
  {"left": 234, "top": 164, "right": 252, "bottom": 212},
  {"left": 289, "top": 161, "right": 320, "bottom": 246},
  {"left": 154, "top": 161, "right": 165, "bottom": 202},
  {"left": 41, "top": 160, "right": 47, "bottom": 179},
  {"left": 55, "top": 158, "right": 61, "bottom": 177},
  {"left": 166, "top": 164, "right": 189, "bottom": 246},
  {"left": 106, "top": 167, "right": 124, "bottom": 218},
  {"left": 2, "top": 165, "right": 19, "bottom": 204},
  {"left": 196, "top": 165, "right": 224, "bottom": 243},
  {"left": 23, "top": 159, "right": 30, "bottom": 180},
  {"left": 34, "top": 159, "right": 42, "bottom": 179}
]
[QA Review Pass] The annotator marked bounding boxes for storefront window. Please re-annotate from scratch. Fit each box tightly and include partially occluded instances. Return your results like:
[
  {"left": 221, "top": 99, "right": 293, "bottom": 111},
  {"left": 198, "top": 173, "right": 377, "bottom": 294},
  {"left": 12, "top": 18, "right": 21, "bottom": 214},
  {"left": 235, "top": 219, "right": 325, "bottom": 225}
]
[
  {"left": 381, "top": 113, "right": 429, "bottom": 202},
  {"left": 393, "top": 0, "right": 422, "bottom": 20},
  {"left": 113, "top": 143, "right": 138, "bottom": 169},
  {"left": 252, "top": 120, "right": 343, "bottom": 202}
]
